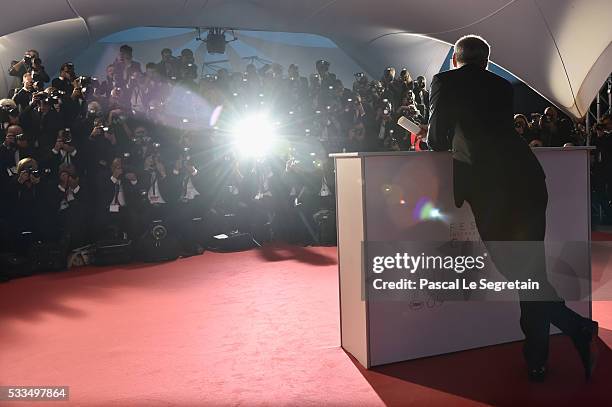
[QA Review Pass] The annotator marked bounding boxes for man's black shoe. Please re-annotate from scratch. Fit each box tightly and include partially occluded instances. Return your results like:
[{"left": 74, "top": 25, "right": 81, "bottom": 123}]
[
  {"left": 573, "top": 320, "right": 599, "bottom": 380},
  {"left": 528, "top": 365, "right": 547, "bottom": 382}
]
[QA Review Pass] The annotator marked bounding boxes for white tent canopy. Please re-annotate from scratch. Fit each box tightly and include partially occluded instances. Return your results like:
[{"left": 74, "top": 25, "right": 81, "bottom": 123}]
[{"left": 0, "top": 0, "right": 610, "bottom": 119}]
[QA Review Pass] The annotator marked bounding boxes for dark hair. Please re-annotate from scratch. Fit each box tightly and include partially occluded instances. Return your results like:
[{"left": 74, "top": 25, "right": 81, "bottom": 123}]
[
  {"left": 120, "top": 45, "right": 133, "bottom": 55},
  {"left": 60, "top": 62, "right": 74, "bottom": 71},
  {"left": 454, "top": 35, "right": 490, "bottom": 65},
  {"left": 514, "top": 114, "right": 529, "bottom": 127}
]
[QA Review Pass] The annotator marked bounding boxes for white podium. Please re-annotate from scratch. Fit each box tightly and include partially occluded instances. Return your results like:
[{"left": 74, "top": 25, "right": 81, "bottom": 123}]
[{"left": 332, "top": 148, "right": 593, "bottom": 368}]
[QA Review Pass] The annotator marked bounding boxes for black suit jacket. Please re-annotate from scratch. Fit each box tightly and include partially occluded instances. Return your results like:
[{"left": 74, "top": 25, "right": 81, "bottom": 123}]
[
  {"left": 94, "top": 174, "right": 139, "bottom": 214},
  {"left": 426, "top": 64, "right": 545, "bottom": 207}
]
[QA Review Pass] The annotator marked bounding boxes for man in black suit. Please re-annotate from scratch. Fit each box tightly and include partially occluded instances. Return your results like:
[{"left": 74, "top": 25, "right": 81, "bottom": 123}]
[{"left": 424, "top": 35, "right": 598, "bottom": 382}]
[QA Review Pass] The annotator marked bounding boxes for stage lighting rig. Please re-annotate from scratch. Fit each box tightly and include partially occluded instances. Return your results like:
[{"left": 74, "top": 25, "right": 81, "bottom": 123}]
[{"left": 196, "top": 27, "right": 237, "bottom": 54}]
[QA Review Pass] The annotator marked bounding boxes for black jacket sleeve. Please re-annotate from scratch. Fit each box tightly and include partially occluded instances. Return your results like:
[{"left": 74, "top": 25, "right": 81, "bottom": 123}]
[{"left": 425, "top": 74, "right": 453, "bottom": 151}]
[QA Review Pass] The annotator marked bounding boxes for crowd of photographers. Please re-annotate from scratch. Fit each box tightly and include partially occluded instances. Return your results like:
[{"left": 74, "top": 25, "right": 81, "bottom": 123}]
[
  {"left": 1, "top": 45, "right": 611, "bottom": 275},
  {"left": 1, "top": 45, "right": 426, "bottom": 266}
]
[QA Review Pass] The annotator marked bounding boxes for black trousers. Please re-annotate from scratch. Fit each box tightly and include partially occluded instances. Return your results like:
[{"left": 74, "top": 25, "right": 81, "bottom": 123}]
[{"left": 466, "top": 178, "right": 586, "bottom": 367}]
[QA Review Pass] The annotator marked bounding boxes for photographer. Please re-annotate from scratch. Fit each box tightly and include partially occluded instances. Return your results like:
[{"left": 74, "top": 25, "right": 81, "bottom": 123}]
[
  {"left": 53, "top": 164, "right": 89, "bottom": 248},
  {"left": 97, "top": 64, "right": 116, "bottom": 98},
  {"left": 539, "top": 106, "right": 574, "bottom": 147},
  {"left": 0, "top": 125, "right": 21, "bottom": 180},
  {"left": 171, "top": 146, "right": 210, "bottom": 244},
  {"left": 513, "top": 114, "right": 537, "bottom": 144},
  {"left": 413, "top": 76, "right": 429, "bottom": 118},
  {"left": 141, "top": 62, "right": 167, "bottom": 111},
  {"left": 86, "top": 121, "right": 117, "bottom": 179},
  {"left": 352, "top": 72, "right": 369, "bottom": 96},
  {"left": 389, "top": 68, "right": 412, "bottom": 108},
  {"left": 141, "top": 149, "right": 173, "bottom": 206},
  {"left": 12, "top": 129, "right": 39, "bottom": 166},
  {"left": 48, "top": 128, "right": 79, "bottom": 174},
  {"left": 8, "top": 50, "right": 41, "bottom": 87},
  {"left": 30, "top": 57, "right": 50, "bottom": 86},
  {"left": 288, "top": 155, "right": 335, "bottom": 245},
  {"left": 245, "top": 158, "right": 283, "bottom": 242},
  {"left": 180, "top": 48, "right": 198, "bottom": 85},
  {"left": 157, "top": 48, "right": 181, "bottom": 81},
  {"left": 11, "top": 73, "right": 35, "bottom": 110},
  {"left": 1, "top": 99, "right": 21, "bottom": 138},
  {"left": 52, "top": 62, "right": 77, "bottom": 95},
  {"left": 94, "top": 157, "right": 139, "bottom": 239},
  {"left": 112, "top": 45, "right": 142, "bottom": 89},
  {"left": 107, "top": 107, "right": 134, "bottom": 149},
  {"left": 341, "top": 93, "right": 367, "bottom": 152},
  {"left": 374, "top": 97, "right": 395, "bottom": 149},
  {"left": 19, "top": 91, "right": 65, "bottom": 152},
  {"left": 396, "top": 92, "right": 426, "bottom": 124},
  {"left": 11, "top": 157, "right": 55, "bottom": 242},
  {"left": 315, "top": 60, "right": 334, "bottom": 90}
]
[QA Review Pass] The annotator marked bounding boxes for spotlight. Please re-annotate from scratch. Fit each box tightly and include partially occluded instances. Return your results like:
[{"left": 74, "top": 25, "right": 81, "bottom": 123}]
[{"left": 231, "top": 113, "right": 277, "bottom": 158}]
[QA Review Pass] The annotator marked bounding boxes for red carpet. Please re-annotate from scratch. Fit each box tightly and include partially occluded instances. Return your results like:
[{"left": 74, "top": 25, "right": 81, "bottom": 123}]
[{"left": 0, "top": 243, "right": 611, "bottom": 406}]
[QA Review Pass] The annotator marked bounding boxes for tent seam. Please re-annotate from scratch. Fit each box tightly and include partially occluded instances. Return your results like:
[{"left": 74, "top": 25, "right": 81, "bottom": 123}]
[
  {"left": 533, "top": 0, "right": 581, "bottom": 118},
  {"left": 65, "top": 0, "right": 92, "bottom": 46},
  {"left": 366, "top": 0, "right": 518, "bottom": 44}
]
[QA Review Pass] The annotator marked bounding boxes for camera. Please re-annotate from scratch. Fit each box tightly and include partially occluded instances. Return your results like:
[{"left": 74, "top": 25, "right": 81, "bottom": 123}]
[
  {"left": 381, "top": 99, "right": 393, "bottom": 116},
  {"left": 0, "top": 105, "right": 19, "bottom": 123},
  {"left": 63, "top": 128, "right": 72, "bottom": 143},
  {"left": 25, "top": 167, "right": 51, "bottom": 178},
  {"left": 32, "top": 81, "right": 45, "bottom": 92},
  {"left": 77, "top": 76, "right": 98, "bottom": 93}
]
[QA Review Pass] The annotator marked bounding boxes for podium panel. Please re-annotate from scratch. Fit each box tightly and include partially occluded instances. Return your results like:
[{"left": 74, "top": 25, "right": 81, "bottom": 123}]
[{"left": 333, "top": 148, "right": 592, "bottom": 368}]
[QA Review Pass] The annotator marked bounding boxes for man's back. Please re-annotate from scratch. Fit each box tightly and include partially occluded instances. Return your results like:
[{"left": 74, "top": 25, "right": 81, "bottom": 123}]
[{"left": 427, "top": 64, "right": 545, "bottom": 204}]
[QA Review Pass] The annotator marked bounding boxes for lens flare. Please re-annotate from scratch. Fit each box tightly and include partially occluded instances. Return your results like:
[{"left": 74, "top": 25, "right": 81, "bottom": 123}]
[
  {"left": 231, "top": 113, "right": 277, "bottom": 158},
  {"left": 413, "top": 197, "right": 442, "bottom": 221},
  {"left": 209, "top": 105, "right": 223, "bottom": 127}
]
